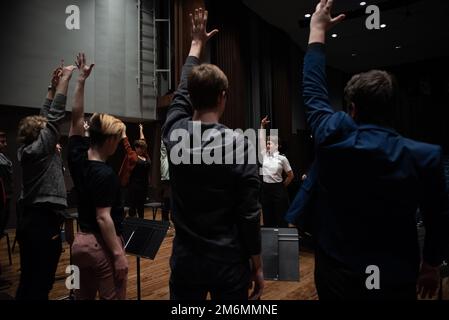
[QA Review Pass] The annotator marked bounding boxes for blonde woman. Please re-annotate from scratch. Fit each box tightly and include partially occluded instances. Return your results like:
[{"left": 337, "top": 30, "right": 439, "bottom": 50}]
[{"left": 67, "top": 53, "right": 128, "bottom": 300}]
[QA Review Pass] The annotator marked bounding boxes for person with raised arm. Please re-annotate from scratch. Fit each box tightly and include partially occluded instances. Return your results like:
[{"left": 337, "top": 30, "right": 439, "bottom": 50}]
[
  {"left": 162, "top": 8, "right": 264, "bottom": 300},
  {"left": 300, "top": 0, "right": 449, "bottom": 300},
  {"left": 119, "top": 123, "right": 151, "bottom": 219},
  {"left": 67, "top": 53, "right": 128, "bottom": 300},
  {"left": 259, "top": 116, "right": 294, "bottom": 227},
  {"left": 16, "top": 64, "right": 76, "bottom": 300}
]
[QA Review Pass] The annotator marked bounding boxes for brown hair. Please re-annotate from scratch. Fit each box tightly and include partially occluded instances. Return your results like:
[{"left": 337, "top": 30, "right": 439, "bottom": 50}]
[
  {"left": 188, "top": 64, "right": 229, "bottom": 111},
  {"left": 134, "top": 139, "right": 147, "bottom": 150},
  {"left": 17, "top": 116, "right": 48, "bottom": 145},
  {"left": 344, "top": 70, "right": 396, "bottom": 125},
  {"left": 88, "top": 113, "right": 125, "bottom": 147}
]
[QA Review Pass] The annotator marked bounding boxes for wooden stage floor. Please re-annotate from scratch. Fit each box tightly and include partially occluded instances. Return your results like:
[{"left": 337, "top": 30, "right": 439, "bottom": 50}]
[{"left": 0, "top": 209, "right": 447, "bottom": 300}]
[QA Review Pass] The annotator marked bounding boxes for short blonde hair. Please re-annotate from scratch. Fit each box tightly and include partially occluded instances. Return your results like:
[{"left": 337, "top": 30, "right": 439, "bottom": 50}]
[
  {"left": 88, "top": 113, "right": 125, "bottom": 146},
  {"left": 18, "top": 116, "right": 48, "bottom": 145}
]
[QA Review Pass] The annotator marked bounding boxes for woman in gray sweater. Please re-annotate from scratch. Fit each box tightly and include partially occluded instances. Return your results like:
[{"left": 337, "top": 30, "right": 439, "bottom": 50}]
[{"left": 16, "top": 63, "right": 76, "bottom": 300}]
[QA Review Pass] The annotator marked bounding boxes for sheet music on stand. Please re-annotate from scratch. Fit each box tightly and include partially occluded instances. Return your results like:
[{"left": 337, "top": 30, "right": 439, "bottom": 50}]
[{"left": 122, "top": 218, "right": 170, "bottom": 300}]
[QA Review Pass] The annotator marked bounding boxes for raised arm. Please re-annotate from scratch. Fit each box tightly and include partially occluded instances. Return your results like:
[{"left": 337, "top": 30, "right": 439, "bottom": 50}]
[
  {"left": 303, "top": 0, "right": 345, "bottom": 142},
  {"left": 45, "top": 65, "right": 76, "bottom": 125},
  {"left": 162, "top": 8, "right": 219, "bottom": 137},
  {"left": 26, "top": 65, "right": 76, "bottom": 156},
  {"left": 259, "top": 116, "right": 270, "bottom": 155},
  {"left": 139, "top": 124, "right": 146, "bottom": 141},
  {"left": 41, "top": 67, "right": 63, "bottom": 117},
  {"left": 121, "top": 126, "right": 138, "bottom": 164},
  {"left": 70, "top": 53, "right": 95, "bottom": 137}
]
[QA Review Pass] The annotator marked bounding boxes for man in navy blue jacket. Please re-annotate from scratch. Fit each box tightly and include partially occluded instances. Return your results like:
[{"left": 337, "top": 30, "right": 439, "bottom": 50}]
[{"left": 301, "top": 0, "right": 449, "bottom": 300}]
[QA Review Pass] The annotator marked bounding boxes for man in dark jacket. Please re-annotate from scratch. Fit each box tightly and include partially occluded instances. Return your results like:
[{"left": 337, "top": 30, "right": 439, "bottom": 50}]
[
  {"left": 301, "top": 0, "right": 449, "bottom": 300},
  {"left": 162, "top": 8, "right": 264, "bottom": 300}
]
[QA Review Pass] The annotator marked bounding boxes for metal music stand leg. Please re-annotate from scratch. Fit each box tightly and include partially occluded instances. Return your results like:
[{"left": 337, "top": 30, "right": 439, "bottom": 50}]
[{"left": 137, "top": 256, "right": 141, "bottom": 300}]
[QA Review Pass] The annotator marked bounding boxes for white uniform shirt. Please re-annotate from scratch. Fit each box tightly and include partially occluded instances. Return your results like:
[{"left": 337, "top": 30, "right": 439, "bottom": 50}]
[{"left": 261, "top": 151, "right": 292, "bottom": 183}]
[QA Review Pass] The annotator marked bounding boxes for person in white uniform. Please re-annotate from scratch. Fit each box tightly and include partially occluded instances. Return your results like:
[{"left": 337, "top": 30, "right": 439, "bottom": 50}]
[{"left": 259, "top": 116, "right": 294, "bottom": 227}]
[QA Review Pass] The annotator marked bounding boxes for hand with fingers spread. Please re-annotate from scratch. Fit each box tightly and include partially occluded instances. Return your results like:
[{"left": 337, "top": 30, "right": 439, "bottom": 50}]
[
  {"left": 309, "top": 0, "right": 345, "bottom": 44},
  {"left": 189, "top": 8, "right": 219, "bottom": 58},
  {"left": 75, "top": 52, "right": 95, "bottom": 82},
  {"left": 311, "top": 0, "right": 345, "bottom": 31}
]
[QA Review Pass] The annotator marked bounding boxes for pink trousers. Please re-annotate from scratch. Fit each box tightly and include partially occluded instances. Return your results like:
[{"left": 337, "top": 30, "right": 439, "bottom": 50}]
[{"left": 71, "top": 232, "right": 127, "bottom": 300}]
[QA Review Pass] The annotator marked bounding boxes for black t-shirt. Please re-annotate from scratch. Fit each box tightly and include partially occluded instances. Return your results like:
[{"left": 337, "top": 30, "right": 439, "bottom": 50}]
[{"left": 68, "top": 136, "right": 124, "bottom": 235}]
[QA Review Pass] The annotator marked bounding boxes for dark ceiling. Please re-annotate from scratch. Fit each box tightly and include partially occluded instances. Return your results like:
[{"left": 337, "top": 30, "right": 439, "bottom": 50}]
[{"left": 243, "top": 0, "right": 449, "bottom": 73}]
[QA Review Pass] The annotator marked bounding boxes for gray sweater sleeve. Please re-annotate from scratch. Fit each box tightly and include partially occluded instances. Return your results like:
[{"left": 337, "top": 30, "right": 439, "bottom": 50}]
[{"left": 40, "top": 98, "right": 53, "bottom": 118}]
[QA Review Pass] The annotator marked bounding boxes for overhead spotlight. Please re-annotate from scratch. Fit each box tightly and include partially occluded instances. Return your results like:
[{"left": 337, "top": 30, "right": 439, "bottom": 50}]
[
  {"left": 380, "top": 24, "right": 387, "bottom": 28},
  {"left": 331, "top": 33, "right": 338, "bottom": 38},
  {"left": 305, "top": 13, "right": 311, "bottom": 18},
  {"left": 360, "top": 2, "right": 367, "bottom": 6}
]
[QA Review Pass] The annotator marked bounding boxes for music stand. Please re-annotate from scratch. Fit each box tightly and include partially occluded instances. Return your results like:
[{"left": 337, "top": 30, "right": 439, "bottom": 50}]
[
  {"left": 261, "top": 227, "right": 299, "bottom": 281},
  {"left": 122, "top": 217, "right": 169, "bottom": 300}
]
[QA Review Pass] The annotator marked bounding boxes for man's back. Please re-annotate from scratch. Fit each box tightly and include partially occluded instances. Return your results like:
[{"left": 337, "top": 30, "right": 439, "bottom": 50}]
[
  {"left": 304, "top": 43, "right": 449, "bottom": 285},
  {"left": 314, "top": 114, "right": 445, "bottom": 283},
  {"left": 162, "top": 57, "right": 261, "bottom": 264}
]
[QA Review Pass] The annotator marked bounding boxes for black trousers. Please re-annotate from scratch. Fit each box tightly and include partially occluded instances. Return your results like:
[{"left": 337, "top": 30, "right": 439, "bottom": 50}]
[
  {"left": 128, "top": 184, "right": 147, "bottom": 219},
  {"left": 169, "top": 252, "right": 251, "bottom": 300},
  {"left": 261, "top": 182, "right": 289, "bottom": 228},
  {"left": 314, "top": 248, "right": 417, "bottom": 300},
  {"left": 16, "top": 206, "right": 62, "bottom": 300}
]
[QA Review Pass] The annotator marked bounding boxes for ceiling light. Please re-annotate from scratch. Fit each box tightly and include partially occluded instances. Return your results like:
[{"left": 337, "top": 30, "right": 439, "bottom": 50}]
[
  {"left": 380, "top": 24, "right": 387, "bottom": 28},
  {"left": 331, "top": 33, "right": 338, "bottom": 38},
  {"left": 305, "top": 14, "right": 311, "bottom": 18}
]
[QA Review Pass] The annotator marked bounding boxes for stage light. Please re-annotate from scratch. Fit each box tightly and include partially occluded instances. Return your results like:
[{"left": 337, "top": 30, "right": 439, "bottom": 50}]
[
  {"left": 331, "top": 33, "right": 338, "bottom": 38},
  {"left": 360, "top": 2, "right": 367, "bottom": 6},
  {"left": 395, "top": 45, "right": 402, "bottom": 49},
  {"left": 352, "top": 53, "right": 357, "bottom": 57},
  {"left": 380, "top": 24, "right": 387, "bottom": 28},
  {"left": 305, "top": 14, "right": 311, "bottom": 18}
]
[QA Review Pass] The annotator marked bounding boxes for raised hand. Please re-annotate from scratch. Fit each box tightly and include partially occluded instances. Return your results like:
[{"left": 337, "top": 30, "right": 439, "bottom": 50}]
[
  {"left": 190, "top": 8, "right": 218, "bottom": 45},
  {"left": 311, "top": 0, "right": 345, "bottom": 31},
  {"left": 188, "top": 8, "right": 218, "bottom": 58},
  {"left": 75, "top": 52, "right": 95, "bottom": 82},
  {"left": 61, "top": 65, "right": 77, "bottom": 81},
  {"left": 50, "top": 67, "right": 63, "bottom": 90},
  {"left": 261, "top": 116, "right": 270, "bottom": 128}
]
